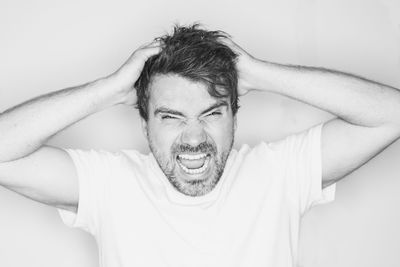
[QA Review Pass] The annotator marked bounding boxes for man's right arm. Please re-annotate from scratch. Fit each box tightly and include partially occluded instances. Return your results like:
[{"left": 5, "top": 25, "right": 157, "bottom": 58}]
[{"left": 0, "top": 41, "right": 161, "bottom": 213}]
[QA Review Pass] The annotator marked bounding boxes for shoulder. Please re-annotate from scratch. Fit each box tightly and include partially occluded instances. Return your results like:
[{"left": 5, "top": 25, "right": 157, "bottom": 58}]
[
  {"left": 235, "top": 140, "right": 284, "bottom": 161},
  {"left": 64, "top": 148, "right": 150, "bottom": 174},
  {"left": 234, "top": 123, "right": 323, "bottom": 167},
  {"left": 265, "top": 123, "right": 323, "bottom": 155},
  {"left": 231, "top": 142, "right": 283, "bottom": 173}
]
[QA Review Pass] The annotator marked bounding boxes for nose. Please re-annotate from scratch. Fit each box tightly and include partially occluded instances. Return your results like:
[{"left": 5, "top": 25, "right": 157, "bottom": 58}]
[{"left": 180, "top": 121, "right": 207, "bottom": 147}]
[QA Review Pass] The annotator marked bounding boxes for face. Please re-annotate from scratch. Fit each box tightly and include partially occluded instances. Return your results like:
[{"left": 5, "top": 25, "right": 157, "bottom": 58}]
[{"left": 142, "top": 74, "right": 236, "bottom": 197}]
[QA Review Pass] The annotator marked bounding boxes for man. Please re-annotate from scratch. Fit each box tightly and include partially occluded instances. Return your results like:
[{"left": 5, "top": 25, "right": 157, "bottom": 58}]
[{"left": 0, "top": 24, "right": 399, "bottom": 266}]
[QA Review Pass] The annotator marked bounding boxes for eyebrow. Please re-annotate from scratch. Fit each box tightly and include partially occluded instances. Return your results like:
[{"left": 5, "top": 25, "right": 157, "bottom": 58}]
[
  {"left": 153, "top": 100, "right": 229, "bottom": 117},
  {"left": 200, "top": 100, "right": 229, "bottom": 115},
  {"left": 154, "top": 107, "right": 185, "bottom": 117}
]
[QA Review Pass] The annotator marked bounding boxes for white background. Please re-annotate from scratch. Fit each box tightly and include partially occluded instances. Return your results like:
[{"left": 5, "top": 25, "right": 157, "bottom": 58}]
[{"left": 0, "top": 0, "right": 399, "bottom": 266}]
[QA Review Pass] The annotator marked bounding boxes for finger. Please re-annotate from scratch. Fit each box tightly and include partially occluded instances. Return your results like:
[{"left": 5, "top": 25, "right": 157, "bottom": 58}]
[
  {"left": 219, "top": 37, "right": 249, "bottom": 58},
  {"left": 139, "top": 39, "right": 162, "bottom": 49},
  {"left": 138, "top": 44, "right": 162, "bottom": 58},
  {"left": 126, "top": 42, "right": 162, "bottom": 63},
  {"left": 218, "top": 36, "right": 235, "bottom": 47},
  {"left": 218, "top": 37, "right": 241, "bottom": 52}
]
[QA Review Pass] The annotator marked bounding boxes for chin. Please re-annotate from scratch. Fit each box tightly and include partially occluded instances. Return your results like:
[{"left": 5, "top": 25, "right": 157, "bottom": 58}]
[
  {"left": 150, "top": 140, "right": 233, "bottom": 197},
  {"left": 168, "top": 164, "right": 221, "bottom": 197}
]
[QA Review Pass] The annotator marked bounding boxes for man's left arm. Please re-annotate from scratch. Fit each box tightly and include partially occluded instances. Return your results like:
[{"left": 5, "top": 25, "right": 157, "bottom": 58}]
[{"left": 224, "top": 39, "right": 400, "bottom": 187}]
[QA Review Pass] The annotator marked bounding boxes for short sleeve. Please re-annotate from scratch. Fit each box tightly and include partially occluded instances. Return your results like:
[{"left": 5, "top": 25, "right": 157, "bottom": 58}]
[
  {"left": 283, "top": 123, "right": 335, "bottom": 215},
  {"left": 57, "top": 149, "right": 110, "bottom": 235}
]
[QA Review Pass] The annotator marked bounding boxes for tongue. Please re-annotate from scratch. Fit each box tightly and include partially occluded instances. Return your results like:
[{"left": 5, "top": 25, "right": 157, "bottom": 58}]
[{"left": 179, "top": 157, "right": 206, "bottom": 169}]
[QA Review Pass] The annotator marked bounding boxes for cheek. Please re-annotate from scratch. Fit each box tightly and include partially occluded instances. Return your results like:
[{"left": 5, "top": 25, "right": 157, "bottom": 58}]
[
  {"left": 148, "top": 124, "right": 181, "bottom": 151},
  {"left": 207, "top": 120, "right": 235, "bottom": 147}
]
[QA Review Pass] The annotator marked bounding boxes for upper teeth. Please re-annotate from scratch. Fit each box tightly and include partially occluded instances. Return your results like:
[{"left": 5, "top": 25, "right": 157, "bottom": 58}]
[{"left": 178, "top": 153, "right": 207, "bottom": 160}]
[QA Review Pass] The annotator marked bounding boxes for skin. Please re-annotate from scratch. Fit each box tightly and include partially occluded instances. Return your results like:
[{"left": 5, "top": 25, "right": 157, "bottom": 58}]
[
  {"left": 0, "top": 33, "right": 399, "bottom": 216},
  {"left": 221, "top": 37, "right": 400, "bottom": 187},
  {"left": 142, "top": 74, "right": 236, "bottom": 196},
  {"left": 0, "top": 41, "right": 162, "bottom": 212}
]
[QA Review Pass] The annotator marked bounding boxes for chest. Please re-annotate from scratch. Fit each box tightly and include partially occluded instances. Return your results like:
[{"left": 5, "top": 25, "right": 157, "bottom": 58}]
[{"left": 98, "top": 177, "right": 297, "bottom": 267}]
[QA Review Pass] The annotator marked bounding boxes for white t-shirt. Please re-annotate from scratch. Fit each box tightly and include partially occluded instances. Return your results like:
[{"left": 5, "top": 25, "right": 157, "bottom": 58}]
[{"left": 58, "top": 123, "right": 335, "bottom": 267}]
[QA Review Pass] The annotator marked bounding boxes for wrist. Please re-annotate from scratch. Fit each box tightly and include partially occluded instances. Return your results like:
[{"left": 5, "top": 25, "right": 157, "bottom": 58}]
[{"left": 246, "top": 58, "right": 275, "bottom": 92}]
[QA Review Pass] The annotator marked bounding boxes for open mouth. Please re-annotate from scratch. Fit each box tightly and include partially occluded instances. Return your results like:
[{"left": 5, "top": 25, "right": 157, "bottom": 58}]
[{"left": 176, "top": 153, "right": 211, "bottom": 175}]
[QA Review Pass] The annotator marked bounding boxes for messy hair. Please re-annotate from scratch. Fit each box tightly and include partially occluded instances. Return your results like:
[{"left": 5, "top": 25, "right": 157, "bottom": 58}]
[{"left": 134, "top": 24, "right": 239, "bottom": 120}]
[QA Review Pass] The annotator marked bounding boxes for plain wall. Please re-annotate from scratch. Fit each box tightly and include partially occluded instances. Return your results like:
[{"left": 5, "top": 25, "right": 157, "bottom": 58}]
[{"left": 0, "top": 0, "right": 399, "bottom": 266}]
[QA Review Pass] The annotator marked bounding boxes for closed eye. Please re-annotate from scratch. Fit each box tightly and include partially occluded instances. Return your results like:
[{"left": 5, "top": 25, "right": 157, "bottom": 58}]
[
  {"left": 161, "top": 114, "right": 178, "bottom": 120},
  {"left": 207, "top": 111, "right": 222, "bottom": 116}
]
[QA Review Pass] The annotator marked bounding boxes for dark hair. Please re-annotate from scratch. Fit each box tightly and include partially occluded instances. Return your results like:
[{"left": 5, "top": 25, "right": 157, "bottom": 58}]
[{"left": 134, "top": 24, "right": 239, "bottom": 120}]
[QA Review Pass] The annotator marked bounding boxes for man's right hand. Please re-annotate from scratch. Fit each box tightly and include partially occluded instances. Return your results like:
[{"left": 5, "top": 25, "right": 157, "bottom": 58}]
[
  {"left": 109, "top": 41, "right": 162, "bottom": 106},
  {"left": 0, "top": 40, "right": 161, "bottom": 212}
]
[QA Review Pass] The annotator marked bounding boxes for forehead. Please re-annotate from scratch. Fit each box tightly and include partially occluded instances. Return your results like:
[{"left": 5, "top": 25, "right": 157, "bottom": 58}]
[{"left": 148, "top": 74, "right": 230, "bottom": 114}]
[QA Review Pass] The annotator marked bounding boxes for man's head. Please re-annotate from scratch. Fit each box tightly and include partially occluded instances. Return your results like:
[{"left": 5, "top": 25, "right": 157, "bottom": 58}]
[{"left": 135, "top": 24, "right": 239, "bottom": 197}]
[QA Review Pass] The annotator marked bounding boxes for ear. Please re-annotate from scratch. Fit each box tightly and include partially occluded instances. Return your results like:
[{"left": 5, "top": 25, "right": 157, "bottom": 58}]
[{"left": 140, "top": 117, "right": 148, "bottom": 138}]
